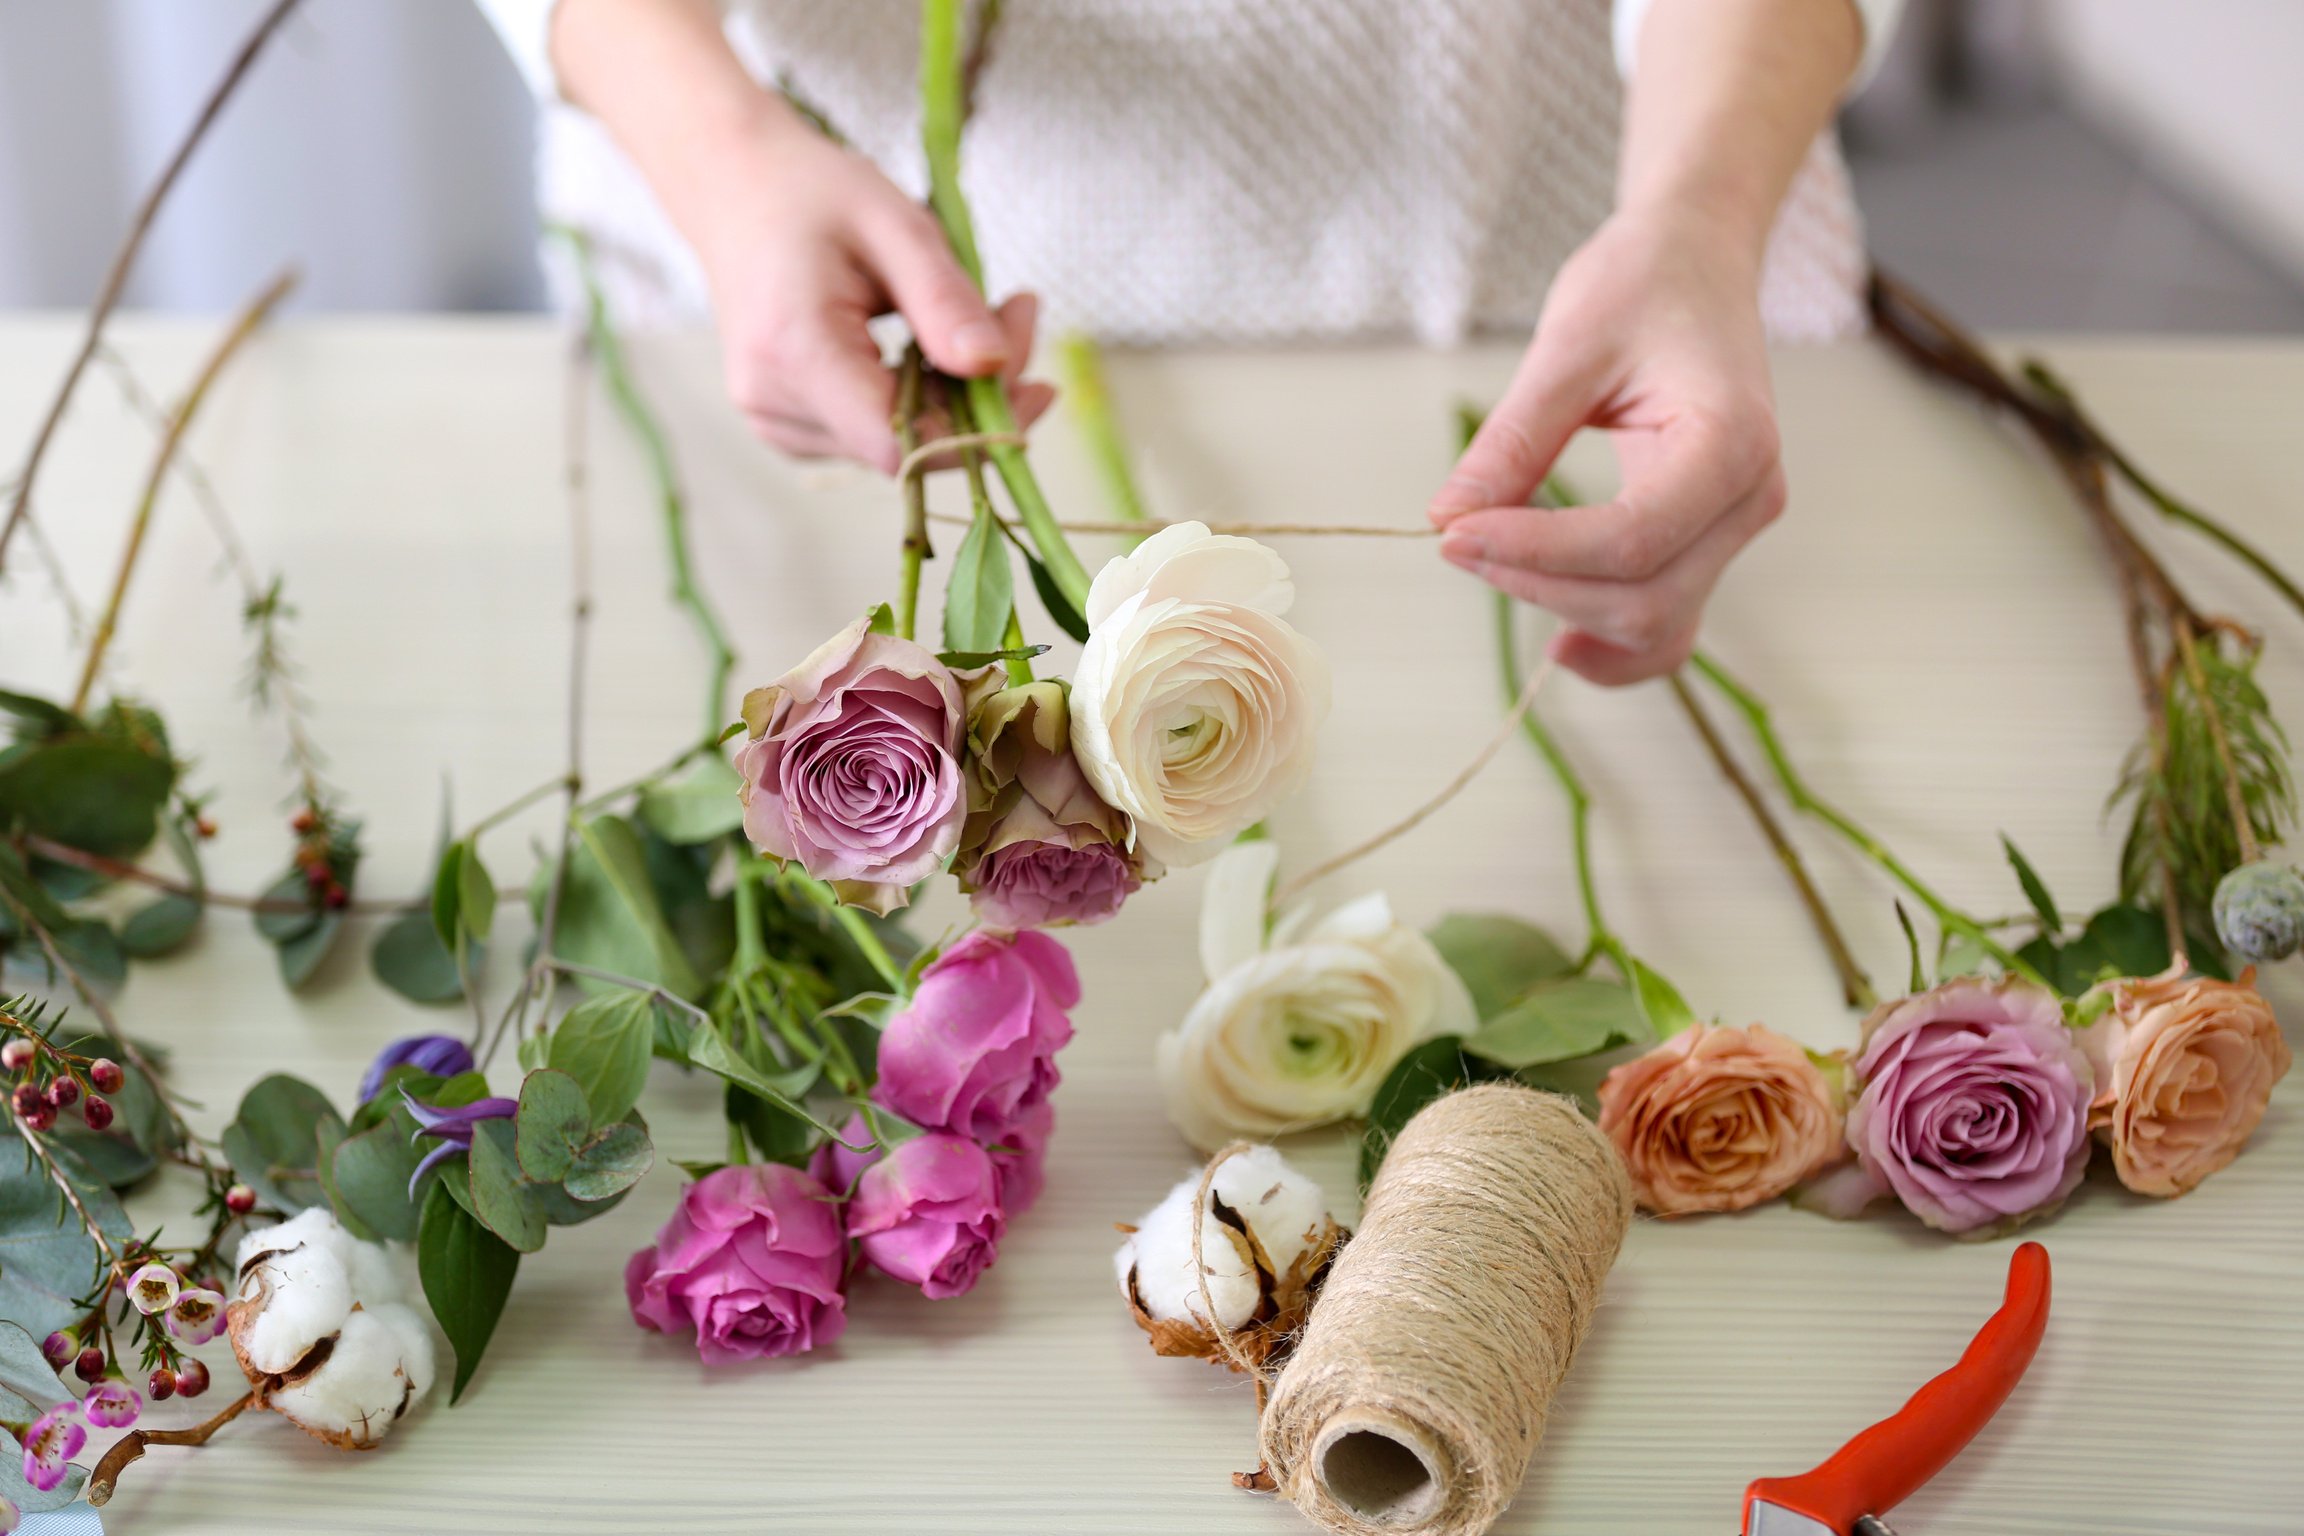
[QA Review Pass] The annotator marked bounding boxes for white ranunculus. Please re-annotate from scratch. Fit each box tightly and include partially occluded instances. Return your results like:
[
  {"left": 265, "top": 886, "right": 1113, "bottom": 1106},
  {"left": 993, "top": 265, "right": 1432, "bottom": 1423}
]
[
  {"left": 1070, "top": 522, "right": 1330, "bottom": 869},
  {"left": 229, "top": 1207, "right": 435, "bottom": 1449},
  {"left": 1157, "top": 842, "right": 1476, "bottom": 1151}
]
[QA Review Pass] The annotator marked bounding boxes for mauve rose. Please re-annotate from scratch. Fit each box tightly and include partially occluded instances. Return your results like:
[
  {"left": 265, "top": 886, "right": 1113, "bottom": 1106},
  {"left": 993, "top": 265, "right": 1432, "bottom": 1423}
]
[
  {"left": 1597, "top": 1023, "right": 1844, "bottom": 1215},
  {"left": 873, "top": 930, "right": 1077, "bottom": 1142},
  {"left": 736, "top": 617, "right": 972, "bottom": 915},
  {"left": 955, "top": 679, "right": 1144, "bottom": 929},
  {"left": 624, "top": 1164, "right": 847, "bottom": 1363},
  {"left": 1829, "top": 977, "right": 2095, "bottom": 1236},
  {"left": 2084, "top": 966, "right": 2291, "bottom": 1196},
  {"left": 846, "top": 1133, "right": 1007, "bottom": 1299}
]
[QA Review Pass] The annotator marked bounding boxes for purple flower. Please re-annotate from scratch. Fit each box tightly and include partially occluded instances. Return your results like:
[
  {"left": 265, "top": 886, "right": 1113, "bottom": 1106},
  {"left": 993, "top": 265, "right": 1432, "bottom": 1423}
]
[
  {"left": 81, "top": 1381, "right": 138, "bottom": 1430},
  {"left": 970, "top": 841, "right": 1141, "bottom": 930},
  {"left": 166, "top": 1286, "right": 229, "bottom": 1345},
  {"left": 873, "top": 930, "right": 1077, "bottom": 1144},
  {"left": 735, "top": 617, "right": 971, "bottom": 915},
  {"left": 402, "top": 1090, "right": 518, "bottom": 1194},
  {"left": 624, "top": 1164, "right": 847, "bottom": 1364},
  {"left": 847, "top": 1134, "right": 1007, "bottom": 1299},
  {"left": 1825, "top": 977, "right": 2095, "bottom": 1235},
  {"left": 19, "top": 1404, "right": 84, "bottom": 1492},
  {"left": 359, "top": 1034, "right": 475, "bottom": 1104}
]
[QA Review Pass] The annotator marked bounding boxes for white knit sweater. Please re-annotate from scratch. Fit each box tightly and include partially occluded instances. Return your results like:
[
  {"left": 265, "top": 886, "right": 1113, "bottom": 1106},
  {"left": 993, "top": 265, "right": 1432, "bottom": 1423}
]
[{"left": 480, "top": 0, "right": 1900, "bottom": 343}]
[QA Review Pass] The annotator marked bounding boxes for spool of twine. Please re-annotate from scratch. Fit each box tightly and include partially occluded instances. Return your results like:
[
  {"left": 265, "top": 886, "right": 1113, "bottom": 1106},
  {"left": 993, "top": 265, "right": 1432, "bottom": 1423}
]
[{"left": 1259, "top": 1084, "right": 1633, "bottom": 1536}]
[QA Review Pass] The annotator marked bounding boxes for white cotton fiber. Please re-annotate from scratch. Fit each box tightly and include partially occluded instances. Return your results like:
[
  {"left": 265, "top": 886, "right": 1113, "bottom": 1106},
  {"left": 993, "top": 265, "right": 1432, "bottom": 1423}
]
[
  {"left": 231, "top": 1207, "right": 437, "bottom": 1444},
  {"left": 265, "top": 1309, "right": 422, "bottom": 1448},
  {"left": 1115, "top": 1145, "right": 1335, "bottom": 1330},
  {"left": 234, "top": 1229, "right": 354, "bottom": 1375}
]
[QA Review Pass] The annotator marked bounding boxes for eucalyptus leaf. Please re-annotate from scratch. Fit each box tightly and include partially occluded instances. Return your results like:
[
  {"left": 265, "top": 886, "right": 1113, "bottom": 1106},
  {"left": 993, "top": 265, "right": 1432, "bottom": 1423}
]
[
  {"left": 371, "top": 906, "right": 469, "bottom": 1004},
  {"left": 431, "top": 841, "right": 468, "bottom": 949},
  {"left": 514, "top": 1068, "right": 591, "bottom": 1183},
  {"left": 636, "top": 755, "right": 745, "bottom": 846},
  {"left": 564, "top": 1121, "right": 652, "bottom": 1202},
  {"left": 313, "top": 1119, "right": 377, "bottom": 1242},
  {"left": 51, "top": 918, "right": 125, "bottom": 992},
  {"left": 0, "top": 733, "right": 175, "bottom": 858},
  {"left": 120, "top": 891, "right": 203, "bottom": 959},
  {"left": 1464, "top": 977, "right": 1647, "bottom": 1068},
  {"left": 329, "top": 1118, "right": 425, "bottom": 1242},
  {"left": 545, "top": 816, "right": 704, "bottom": 1001},
  {"left": 467, "top": 1119, "right": 546, "bottom": 1254},
  {"left": 1428, "top": 913, "right": 1574, "bottom": 1021},
  {"left": 459, "top": 844, "right": 498, "bottom": 945},
  {"left": 0, "top": 1320, "right": 67, "bottom": 1409},
  {"left": 222, "top": 1074, "right": 344, "bottom": 1214},
  {"left": 275, "top": 906, "right": 344, "bottom": 990},
  {"left": 48, "top": 1127, "right": 156, "bottom": 1189},
  {"left": 418, "top": 1178, "right": 519, "bottom": 1402},
  {"left": 252, "top": 869, "right": 321, "bottom": 944},
  {"left": 547, "top": 991, "right": 656, "bottom": 1125},
  {"left": 0, "top": 1135, "right": 128, "bottom": 1340}
]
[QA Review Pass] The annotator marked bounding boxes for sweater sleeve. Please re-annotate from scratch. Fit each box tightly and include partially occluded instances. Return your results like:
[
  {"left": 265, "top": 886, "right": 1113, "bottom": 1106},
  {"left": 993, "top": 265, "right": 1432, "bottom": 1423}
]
[
  {"left": 473, "top": 0, "right": 566, "bottom": 100},
  {"left": 1612, "top": 0, "right": 1906, "bottom": 93}
]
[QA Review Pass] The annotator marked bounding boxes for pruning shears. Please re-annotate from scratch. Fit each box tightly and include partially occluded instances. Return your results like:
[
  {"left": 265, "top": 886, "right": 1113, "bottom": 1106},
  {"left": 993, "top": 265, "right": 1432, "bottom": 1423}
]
[{"left": 1741, "top": 1242, "right": 2052, "bottom": 1536}]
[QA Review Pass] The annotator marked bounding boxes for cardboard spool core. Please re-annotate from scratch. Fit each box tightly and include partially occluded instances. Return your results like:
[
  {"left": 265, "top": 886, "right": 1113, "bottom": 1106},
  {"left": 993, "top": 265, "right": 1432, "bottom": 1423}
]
[{"left": 1312, "top": 1414, "right": 1448, "bottom": 1529}]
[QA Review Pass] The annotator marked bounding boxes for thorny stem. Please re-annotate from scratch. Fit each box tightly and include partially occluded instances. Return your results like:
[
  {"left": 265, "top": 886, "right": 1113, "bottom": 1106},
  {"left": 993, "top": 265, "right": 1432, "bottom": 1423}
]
[
  {"left": 0, "top": 0, "right": 302, "bottom": 576},
  {"left": 894, "top": 346, "right": 931, "bottom": 641},
  {"left": 85, "top": 1390, "right": 258, "bottom": 1506},
  {"left": 1668, "top": 674, "right": 1877, "bottom": 1009},
  {"left": 1689, "top": 650, "right": 2051, "bottom": 989},
  {"left": 563, "top": 228, "right": 736, "bottom": 738},
  {"left": 70, "top": 268, "right": 299, "bottom": 714},
  {"left": 918, "top": 0, "right": 1093, "bottom": 610}
]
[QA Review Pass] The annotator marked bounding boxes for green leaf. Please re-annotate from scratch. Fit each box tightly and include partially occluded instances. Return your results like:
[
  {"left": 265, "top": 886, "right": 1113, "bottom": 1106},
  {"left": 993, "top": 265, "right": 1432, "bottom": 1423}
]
[
  {"left": 727, "top": 1080, "right": 819, "bottom": 1166},
  {"left": 467, "top": 1119, "right": 547, "bottom": 1253},
  {"left": 514, "top": 1069, "right": 591, "bottom": 1183},
  {"left": 1464, "top": 977, "right": 1648, "bottom": 1068},
  {"left": 51, "top": 917, "right": 125, "bottom": 992},
  {"left": 1026, "top": 552, "right": 1092, "bottom": 643},
  {"left": 636, "top": 755, "right": 745, "bottom": 846},
  {"left": 0, "top": 688, "right": 81, "bottom": 739},
  {"left": 252, "top": 869, "right": 321, "bottom": 944},
  {"left": 935, "top": 644, "right": 1051, "bottom": 669},
  {"left": 547, "top": 991, "right": 656, "bottom": 1125},
  {"left": 120, "top": 891, "right": 203, "bottom": 958},
  {"left": 1428, "top": 913, "right": 1574, "bottom": 1020},
  {"left": 328, "top": 1118, "right": 425, "bottom": 1242},
  {"left": 0, "top": 734, "right": 175, "bottom": 858},
  {"left": 2002, "top": 834, "right": 2063, "bottom": 934},
  {"left": 459, "top": 844, "right": 498, "bottom": 945},
  {"left": 1358, "top": 1036, "right": 1502, "bottom": 1192},
  {"left": 863, "top": 601, "right": 897, "bottom": 637},
  {"left": 686, "top": 1017, "right": 821, "bottom": 1112},
  {"left": 222, "top": 1074, "right": 344, "bottom": 1214},
  {"left": 371, "top": 905, "right": 469, "bottom": 1004},
  {"left": 418, "top": 1179, "right": 519, "bottom": 1403},
  {"left": 432, "top": 842, "right": 470, "bottom": 950},
  {"left": 48, "top": 1126, "right": 155, "bottom": 1189},
  {"left": 0, "top": 1321, "right": 67, "bottom": 1410},
  {"left": 545, "top": 816, "right": 704, "bottom": 1001},
  {"left": 563, "top": 1121, "right": 652, "bottom": 1202},
  {"left": 2062, "top": 903, "right": 2171, "bottom": 994},
  {"left": 0, "top": 1136, "right": 129, "bottom": 1340},
  {"left": 942, "top": 500, "right": 1014, "bottom": 654},
  {"left": 275, "top": 907, "right": 344, "bottom": 989},
  {"left": 1623, "top": 953, "right": 1698, "bottom": 1039},
  {"left": 312, "top": 1119, "right": 376, "bottom": 1241}
]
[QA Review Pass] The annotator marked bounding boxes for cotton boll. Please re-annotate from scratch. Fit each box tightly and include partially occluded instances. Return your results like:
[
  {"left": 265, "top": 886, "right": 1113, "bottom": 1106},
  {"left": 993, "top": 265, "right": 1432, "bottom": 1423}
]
[
  {"left": 233, "top": 1232, "right": 354, "bottom": 1375},
  {"left": 264, "top": 1309, "right": 427, "bottom": 1449},
  {"left": 1114, "top": 1145, "right": 1346, "bottom": 1371},
  {"left": 366, "top": 1303, "right": 436, "bottom": 1400}
]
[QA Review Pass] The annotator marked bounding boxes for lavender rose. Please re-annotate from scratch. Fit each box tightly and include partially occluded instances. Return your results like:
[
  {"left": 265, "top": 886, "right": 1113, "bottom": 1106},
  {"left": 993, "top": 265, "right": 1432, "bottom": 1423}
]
[
  {"left": 873, "top": 930, "right": 1077, "bottom": 1143},
  {"left": 736, "top": 617, "right": 972, "bottom": 915},
  {"left": 846, "top": 1133, "right": 1007, "bottom": 1299},
  {"left": 624, "top": 1164, "right": 848, "bottom": 1363},
  {"left": 1823, "top": 977, "right": 2095, "bottom": 1236},
  {"left": 955, "top": 679, "right": 1145, "bottom": 929}
]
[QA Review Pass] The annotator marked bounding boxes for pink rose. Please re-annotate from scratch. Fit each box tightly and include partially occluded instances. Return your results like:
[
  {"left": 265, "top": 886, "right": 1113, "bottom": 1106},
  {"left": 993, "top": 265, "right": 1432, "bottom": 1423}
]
[
  {"left": 954, "top": 679, "right": 1145, "bottom": 929},
  {"left": 970, "top": 840, "right": 1142, "bottom": 931},
  {"left": 624, "top": 1164, "right": 848, "bottom": 1363},
  {"left": 1597, "top": 1023, "right": 1844, "bottom": 1215},
  {"left": 736, "top": 618, "right": 971, "bottom": 914},
  {"left": 986, "top": 1097, "right": 1055, "bottom": 1216},
  {"left": 846, "top": 1134, "right": 1006, "bottom": 1299},
  {"left": 2084, "top": 966, "right": 2291, "bottom": 1196},
  {"left": 873, "top": 930, "right": 1077, "bottom": 1143},
  {"left": 1829, "top": 978, "right": 2094, "bottom": 1236}
]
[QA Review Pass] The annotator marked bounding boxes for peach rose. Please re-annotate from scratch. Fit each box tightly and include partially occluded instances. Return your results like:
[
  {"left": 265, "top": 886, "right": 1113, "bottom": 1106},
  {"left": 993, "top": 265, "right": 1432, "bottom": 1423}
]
[
  {"left": 1597, "top": 1023, "right": 1844, "bottom": 1215},
  {"left": 2085, "top": 967, "right": 2291, "bottom": 1197}
]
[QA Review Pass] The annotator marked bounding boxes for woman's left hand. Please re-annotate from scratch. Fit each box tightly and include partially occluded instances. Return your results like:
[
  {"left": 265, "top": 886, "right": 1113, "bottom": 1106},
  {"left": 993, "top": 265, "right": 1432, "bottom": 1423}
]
[{"left": 1427, "top": 205, "right": 1787, "bottom": 685}]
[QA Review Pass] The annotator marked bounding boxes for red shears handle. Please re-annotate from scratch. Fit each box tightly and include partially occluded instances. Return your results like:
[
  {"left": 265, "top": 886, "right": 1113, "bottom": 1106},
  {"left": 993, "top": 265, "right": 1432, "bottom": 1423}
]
[{"left": 1743, "top": 1241, "right": 2051, "bottom": 1535}]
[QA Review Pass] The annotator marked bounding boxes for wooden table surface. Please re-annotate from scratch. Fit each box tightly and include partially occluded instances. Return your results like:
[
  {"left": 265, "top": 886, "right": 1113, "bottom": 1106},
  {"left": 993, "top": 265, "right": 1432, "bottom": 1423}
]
[{"left": 1, "top": 316, "right": 2298, "bottom": 1535}]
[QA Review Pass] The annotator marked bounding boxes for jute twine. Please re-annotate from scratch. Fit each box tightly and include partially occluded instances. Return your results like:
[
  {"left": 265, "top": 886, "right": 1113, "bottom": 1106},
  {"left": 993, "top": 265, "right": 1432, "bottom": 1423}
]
[{"left": 1259, "top": 1085, "right": 1633, "bottom": 1536}]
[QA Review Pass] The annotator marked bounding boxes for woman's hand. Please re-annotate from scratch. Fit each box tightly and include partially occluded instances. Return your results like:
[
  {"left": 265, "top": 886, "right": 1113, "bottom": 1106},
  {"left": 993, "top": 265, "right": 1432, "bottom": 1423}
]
[
  {"left": 1428, "top": 206, "right": 1784, "bottom": 685},
  {"left": 689, "top": 115, "right": 1053, "bottom": 472}
]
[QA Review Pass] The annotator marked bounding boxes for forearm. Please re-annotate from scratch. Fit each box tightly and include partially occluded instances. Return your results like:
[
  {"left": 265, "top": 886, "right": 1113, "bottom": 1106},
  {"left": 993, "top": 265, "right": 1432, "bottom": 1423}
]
[
  {"left": 1617, "top": 0, "right": 1862, "bottom": 264},
  {"left": 549, "top": 0, "right": 805, "bottom": 248}
]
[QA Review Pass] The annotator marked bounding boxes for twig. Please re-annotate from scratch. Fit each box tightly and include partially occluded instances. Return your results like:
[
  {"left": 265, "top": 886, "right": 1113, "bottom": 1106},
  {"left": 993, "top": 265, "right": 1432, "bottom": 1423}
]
[
  {"left": 85, "top": 1390, "right": 257, "bottom": 1506},
  {"left": 1668, "top": 674, "right": 1876, "bottom": 1009},
  {"left": 0, "top": 0, "right": 302, "bottom": 575},
  {"left": 94, "top": 345, "right": 263, "bottom": 594},
  {"left": 70, "top": 267, "right": 300, "bottom": 713},
  {"left": 920, "top": 508, "right": 1434, "bottom": 539},
  {"left": 13, "top": 1111, "right": 122, "bottom": 1269},
  {"left": 1272, "top": 643, "right": 1555, "bottom": 909},
  {"left": 17, "top": 833, "right": 399, "bottom": 917}
]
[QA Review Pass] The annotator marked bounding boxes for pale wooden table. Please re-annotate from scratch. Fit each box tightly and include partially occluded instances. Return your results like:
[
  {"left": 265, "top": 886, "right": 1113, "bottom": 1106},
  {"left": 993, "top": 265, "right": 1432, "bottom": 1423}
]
[{"left": 1, "top": 318, "right": 2298, "bottom": 1535}]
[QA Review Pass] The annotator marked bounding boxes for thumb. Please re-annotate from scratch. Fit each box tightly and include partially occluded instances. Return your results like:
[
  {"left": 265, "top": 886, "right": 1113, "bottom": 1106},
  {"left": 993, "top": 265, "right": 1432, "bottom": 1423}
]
[
  {"left": 1429, "top": 342, "right": 1598, "bottom": 525},
  {"left": 862, "top": 203, "right": 1010, "bottom": 377}
]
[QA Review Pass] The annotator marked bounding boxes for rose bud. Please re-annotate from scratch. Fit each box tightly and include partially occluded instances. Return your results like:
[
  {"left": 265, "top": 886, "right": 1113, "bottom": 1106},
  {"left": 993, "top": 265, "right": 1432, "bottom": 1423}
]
[
  {"left": 2213, "top": 861, "right": 2304, "bottom": 964},
  {"left": 953, "top": 678, "right": 1146, "bottom": 930},
  {"left": 847, "top": 1133, "right": 1007, "bottom": 1299},
  {"left": 1113, "top": 1144, "right": 1346, "bottom": 1372},
  {"left": 873, "top": 930, "right": 1076, "bottom": 1144}
]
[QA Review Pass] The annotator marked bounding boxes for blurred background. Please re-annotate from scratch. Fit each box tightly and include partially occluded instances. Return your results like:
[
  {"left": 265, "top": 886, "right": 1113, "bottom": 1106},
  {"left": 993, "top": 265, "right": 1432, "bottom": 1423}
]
[{"left": 3, "top": 0, "right": 2301, "bottom": 330}]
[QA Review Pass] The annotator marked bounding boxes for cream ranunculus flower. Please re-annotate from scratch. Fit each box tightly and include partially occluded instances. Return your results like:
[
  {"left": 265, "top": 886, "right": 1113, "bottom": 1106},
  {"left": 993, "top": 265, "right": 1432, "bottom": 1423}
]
[
  {"left": 1157, "top": 842, "right": 1476, "bottom": 1151},
  {"left": 1070, "top": 522, "right": 1330, "bottom": 869}
]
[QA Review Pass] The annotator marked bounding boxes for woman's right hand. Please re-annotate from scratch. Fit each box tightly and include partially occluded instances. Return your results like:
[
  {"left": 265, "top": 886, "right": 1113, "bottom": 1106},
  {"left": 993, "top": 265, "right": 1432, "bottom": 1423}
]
[{"left": 687, "top": 109, "right": 1053, "bottom": 473}]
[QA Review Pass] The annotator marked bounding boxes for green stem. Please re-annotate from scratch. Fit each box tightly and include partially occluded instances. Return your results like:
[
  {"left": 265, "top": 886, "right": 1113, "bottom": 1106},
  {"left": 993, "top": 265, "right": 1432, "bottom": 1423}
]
[
  {"left": 917, "top": 0, "right": 1092, "bottom": 611},
  {"left": 562, "top": 228, "right": 737, "bottom": 737},
  {"left": 569, "top": 733, "right": 719, "bottom": 821},
  {"left": 894, "top": 347, "right": 929, "bottom": 641},
  {"left": 1689, "top": 649, "right": 2050, "bottom": 989},
  {"left": 775, "top": 865, "right": 905, "bottom": 993},
  {"left": 1494, "top": 593, "right": 1610, "bottom": 961},
  {"left": 1057, "top": 332, "right": 1150, "bottom": 541},
  {"left": 1001, "top": 607, "right": 1033, "bottom": 685}
]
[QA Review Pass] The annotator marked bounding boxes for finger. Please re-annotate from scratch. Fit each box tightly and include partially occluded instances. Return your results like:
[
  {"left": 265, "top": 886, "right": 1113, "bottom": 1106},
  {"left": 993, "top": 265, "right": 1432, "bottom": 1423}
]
[
  {"left": 900, "top": 381, "right": 1056, "bottom": 476},
  {"left": 1548, "top": 621, "right": 1699, "bottom": 687},
  {"left": 785, "top": 316, "right": 902, "bottom": 472},
  {"left": 860, "top": 202, "right": 1009, "bottom": 377},
  {"left": 743, "top": 408, "right": 839, "bottom": 460},
  {"left": 995, "top": 292, "right": 1039, "bottom": 385},
  {"left": 1442, "top": 467, "right": 1783, "bottom": 655},
  {"left": 1428, "top": 338, "right": 1602, "bottom": 524},
  {"left": 1011, "top": 378, "right": 1056, "bottom": 429}
]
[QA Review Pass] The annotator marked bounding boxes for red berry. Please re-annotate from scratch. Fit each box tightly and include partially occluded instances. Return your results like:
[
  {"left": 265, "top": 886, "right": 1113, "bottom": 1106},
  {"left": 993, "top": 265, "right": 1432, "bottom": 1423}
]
[
  {"left": 21, "top": 1101, "right": 55, "bottom": 1133},
  {"left": 1, "top": 1038, "right": 34, "bottom": 1072},
  {"left": 323, "top": 881, "right": 350, "bottom": 911},
  {"left": 194, "top": 816, "right": 218, "bottom": 840},
  {"left": 303, "top": 862, "right": 332, "bottom": 890},
  {"left": 46, "top": 1077, "right": 79, "bottom": 1110},
  {"left": 81, "top": 1096, "right": 114, "bottom": 1132},
  {"left": 73, "top": 1346, "right": 104, "bottom": 1383},
  {"left": 11, "top": 1083, "right": 42, "bottom": 1118},
  {"left": 89, "top": 1059, "right": 124, "bottom": 1093},
  {"left": 41, "top": 1331, "right": 73, "bottom": 1368},
  {"left": 224, "top": 1184, "right": 257, "bottom": 1216},
  {"left": 291, "top": 808, "right": 318, "bottom": 835},
  {"left": 147, "top": 1365, "right": 177, "bottom": 1401},
  {"left": 173, "top": 1358, "right": 210, "bottom": 1399}
]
